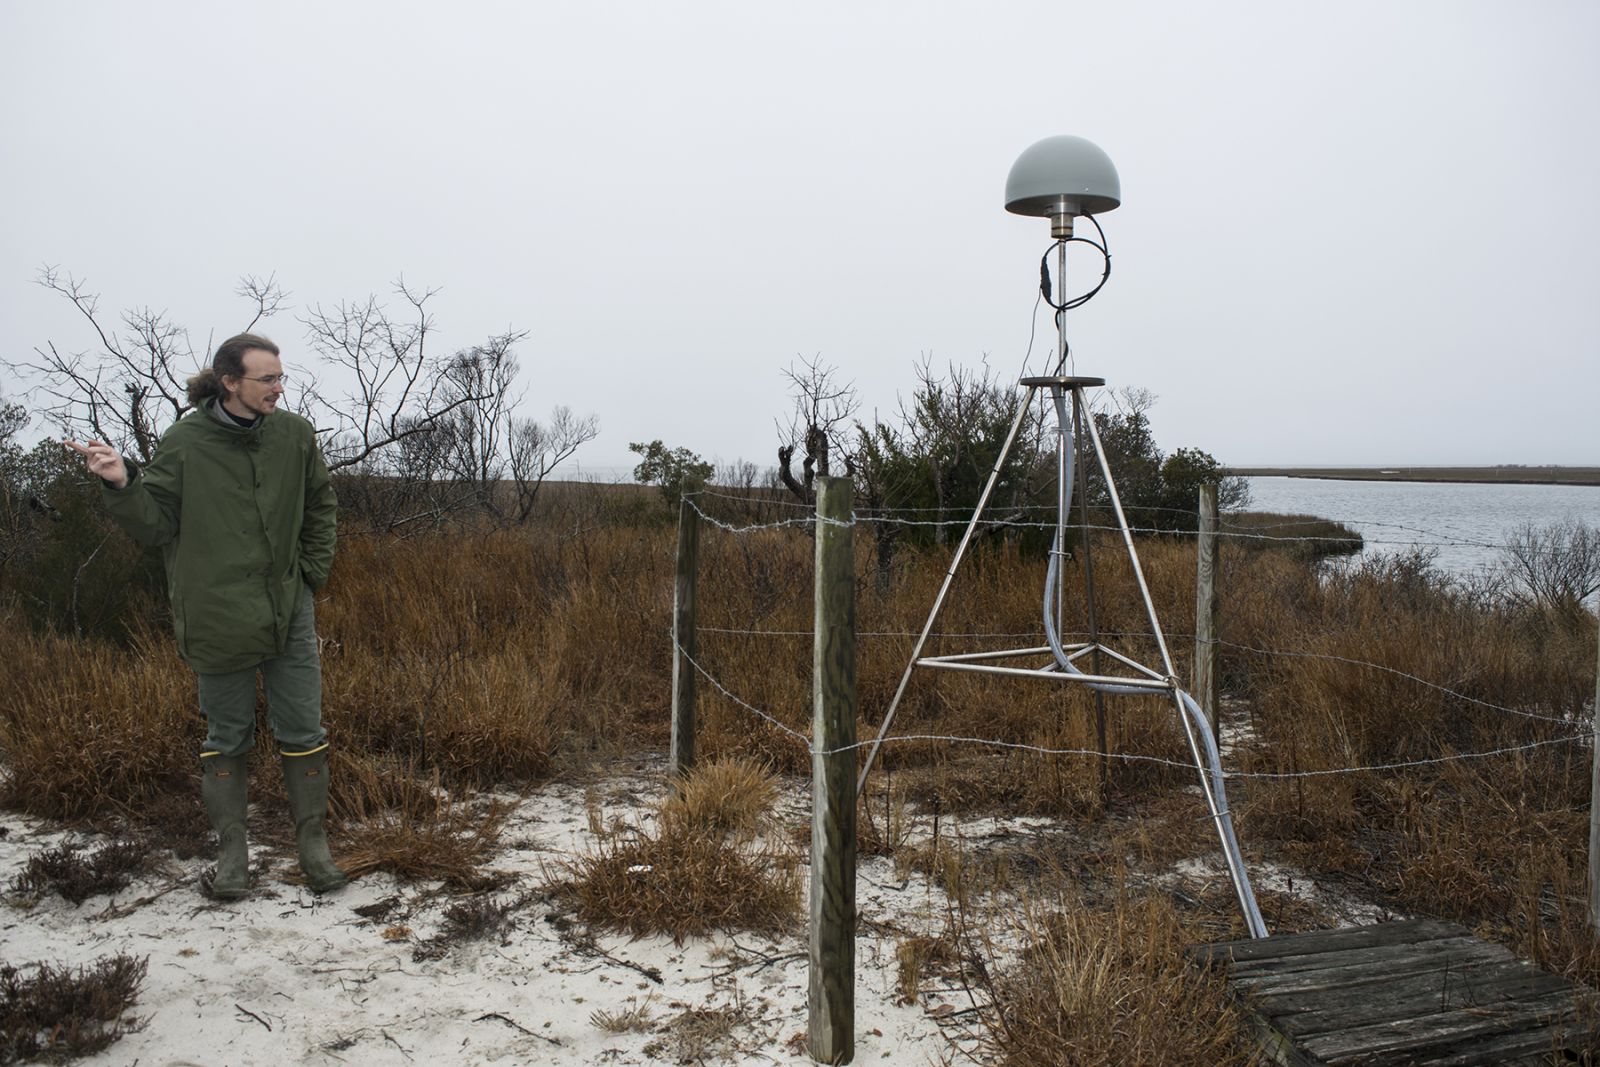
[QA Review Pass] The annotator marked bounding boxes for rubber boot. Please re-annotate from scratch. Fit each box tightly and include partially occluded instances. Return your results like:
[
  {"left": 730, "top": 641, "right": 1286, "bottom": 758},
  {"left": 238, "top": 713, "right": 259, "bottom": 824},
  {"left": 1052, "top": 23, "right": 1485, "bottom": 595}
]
[
  {"left": 199, "top": 753, "right": 250, "bottom": 899},
  {"left": 281, "top": 748, "right": 347, "bottom": 893}
]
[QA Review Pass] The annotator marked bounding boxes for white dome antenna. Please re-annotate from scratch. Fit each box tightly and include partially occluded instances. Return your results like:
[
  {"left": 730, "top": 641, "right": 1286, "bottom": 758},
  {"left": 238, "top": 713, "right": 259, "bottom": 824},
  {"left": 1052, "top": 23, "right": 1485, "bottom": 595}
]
[{"left": 1005, "top": 134, "right": 1121, "bottom": 238}]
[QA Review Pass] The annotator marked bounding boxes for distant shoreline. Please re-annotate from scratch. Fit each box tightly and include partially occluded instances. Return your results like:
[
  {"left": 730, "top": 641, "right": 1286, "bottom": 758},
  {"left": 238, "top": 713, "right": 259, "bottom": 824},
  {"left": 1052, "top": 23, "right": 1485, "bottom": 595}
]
[{"left": 1232, "top": 466, "right": 1600, "bottom": 487}]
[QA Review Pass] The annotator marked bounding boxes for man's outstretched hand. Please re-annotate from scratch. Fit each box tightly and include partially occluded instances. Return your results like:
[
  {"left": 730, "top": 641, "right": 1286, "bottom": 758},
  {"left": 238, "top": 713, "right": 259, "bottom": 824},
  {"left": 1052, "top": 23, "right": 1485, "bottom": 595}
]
[{"left": 65, "top": 439, "right": 129, "bottom": 490}]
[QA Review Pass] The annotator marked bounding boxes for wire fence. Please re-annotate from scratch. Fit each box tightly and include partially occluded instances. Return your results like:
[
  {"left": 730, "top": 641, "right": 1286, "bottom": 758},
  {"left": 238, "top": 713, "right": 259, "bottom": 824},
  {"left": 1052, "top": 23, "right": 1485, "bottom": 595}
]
[
  {"left": 677, "top": 635, "right": 1587, "bottom": 778},
  {"left": 680, "top": 493, "right": 1529, "bottom": 553},
  {"left": 671, "top": 487, "right": 1597, "bottom": 784}
]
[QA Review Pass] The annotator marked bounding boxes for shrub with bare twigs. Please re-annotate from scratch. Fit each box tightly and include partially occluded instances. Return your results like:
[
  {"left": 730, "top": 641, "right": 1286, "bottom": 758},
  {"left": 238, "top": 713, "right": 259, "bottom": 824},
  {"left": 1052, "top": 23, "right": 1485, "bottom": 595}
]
[{"left": 0, "top": 954, "right": 147, "bottom": 1064}]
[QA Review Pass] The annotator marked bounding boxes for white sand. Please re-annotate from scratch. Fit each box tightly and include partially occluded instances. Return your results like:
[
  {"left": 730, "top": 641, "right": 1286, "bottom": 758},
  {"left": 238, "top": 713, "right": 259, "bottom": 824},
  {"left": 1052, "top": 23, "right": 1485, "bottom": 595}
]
[{"left": 1, "top": 763, "right": 994, "bottom": 1066}]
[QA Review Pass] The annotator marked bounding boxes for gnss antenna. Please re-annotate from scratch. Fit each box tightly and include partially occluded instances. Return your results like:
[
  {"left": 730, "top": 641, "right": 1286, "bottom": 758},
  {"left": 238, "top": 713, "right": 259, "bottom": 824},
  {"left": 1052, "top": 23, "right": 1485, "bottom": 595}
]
[{"left": 857, "top": 135, "right": 1268, "bottom": 939}]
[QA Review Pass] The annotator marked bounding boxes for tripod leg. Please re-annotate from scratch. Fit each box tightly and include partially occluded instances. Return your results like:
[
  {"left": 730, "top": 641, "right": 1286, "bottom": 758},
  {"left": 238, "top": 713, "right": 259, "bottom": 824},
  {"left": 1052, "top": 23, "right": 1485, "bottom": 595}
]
[
  {"left": 855, "top": 386, "right": 1039, "bottom": 797},
  {"left": 1170, "top": 688, "right": 1268, "bottom": 938}
]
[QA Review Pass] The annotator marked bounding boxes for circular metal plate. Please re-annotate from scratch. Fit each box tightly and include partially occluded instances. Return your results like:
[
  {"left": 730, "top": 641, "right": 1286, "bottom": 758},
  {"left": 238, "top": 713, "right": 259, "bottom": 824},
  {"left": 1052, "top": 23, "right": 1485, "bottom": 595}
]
[{"left": 1019, "top": 375, "right": 1106, "bottom": 388}]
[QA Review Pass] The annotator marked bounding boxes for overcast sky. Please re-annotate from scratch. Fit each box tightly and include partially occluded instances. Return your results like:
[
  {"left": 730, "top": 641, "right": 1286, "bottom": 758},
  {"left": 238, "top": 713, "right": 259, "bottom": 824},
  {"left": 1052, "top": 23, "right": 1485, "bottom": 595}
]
[{"left": 3, "top": 1, "right": 1596, "bottom": 472}]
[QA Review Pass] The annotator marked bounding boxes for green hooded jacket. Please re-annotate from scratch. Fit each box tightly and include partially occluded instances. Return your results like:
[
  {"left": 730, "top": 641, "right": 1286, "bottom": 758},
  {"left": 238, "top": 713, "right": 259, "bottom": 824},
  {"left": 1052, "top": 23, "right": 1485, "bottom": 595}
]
[{"left": 102, "top": 401, "right": 337, "bottom": 673}]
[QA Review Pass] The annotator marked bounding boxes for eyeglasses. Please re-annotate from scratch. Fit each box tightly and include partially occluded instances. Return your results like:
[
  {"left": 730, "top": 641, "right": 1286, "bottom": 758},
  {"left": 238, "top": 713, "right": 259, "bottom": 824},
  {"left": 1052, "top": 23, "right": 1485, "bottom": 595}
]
[{"left": 239, "top": 373, "right": 289, "bottom": 386}]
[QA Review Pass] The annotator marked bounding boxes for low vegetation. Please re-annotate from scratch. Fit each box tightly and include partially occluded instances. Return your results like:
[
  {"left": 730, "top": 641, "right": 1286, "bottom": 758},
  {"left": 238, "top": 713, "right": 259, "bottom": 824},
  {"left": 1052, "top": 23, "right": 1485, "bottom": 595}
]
[
  {"left": 0, "top": 954, "right": 147, "bottom": 1065},
  {"left": 979, "top": 889, "right": 1255, "bottom": 1066},
  {"left": 0, "top": 414, "right": 1595, "bottom": 1058},
  {"left": 8, "top": 840, "right": 154, "bottom": 906},
  {"left": 553, "top": 759, "right": 800, "bottom": 942}
]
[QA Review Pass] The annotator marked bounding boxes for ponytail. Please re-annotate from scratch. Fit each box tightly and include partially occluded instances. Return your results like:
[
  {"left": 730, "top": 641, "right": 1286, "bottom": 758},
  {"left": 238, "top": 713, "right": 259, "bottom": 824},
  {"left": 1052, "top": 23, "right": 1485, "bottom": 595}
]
[
  {"left": 187, "top": 333, "right": 280, "bottom": 408},
  {"left": 186, "top": 367, "right": 221, "bottom": 405}
]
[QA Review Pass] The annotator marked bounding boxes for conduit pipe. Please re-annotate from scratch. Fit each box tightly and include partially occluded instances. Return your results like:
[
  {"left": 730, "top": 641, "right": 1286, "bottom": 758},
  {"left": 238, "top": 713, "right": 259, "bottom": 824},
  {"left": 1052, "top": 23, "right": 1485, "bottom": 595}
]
[{"left": 1039, "top": 386, "right": 1267, "bottom": 938}]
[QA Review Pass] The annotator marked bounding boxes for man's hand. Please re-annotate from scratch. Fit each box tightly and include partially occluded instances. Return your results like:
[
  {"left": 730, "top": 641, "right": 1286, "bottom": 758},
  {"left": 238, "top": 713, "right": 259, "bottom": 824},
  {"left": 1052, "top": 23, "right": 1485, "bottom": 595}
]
[{"left": 64, "top": 439, "right": 130, "bottom": 490}]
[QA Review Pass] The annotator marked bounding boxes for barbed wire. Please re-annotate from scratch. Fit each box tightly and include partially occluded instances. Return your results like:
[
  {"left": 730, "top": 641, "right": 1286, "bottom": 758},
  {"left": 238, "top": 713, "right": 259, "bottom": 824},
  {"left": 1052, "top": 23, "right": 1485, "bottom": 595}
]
[
  {"left": 694, "top": 622, "right": 1578, "bottom": 728},
  {"left": 695, "top": 489, "right": 1242, "bottom": 518},
  {"left": 689, "top": 489, "right": 1532, "bottom": 545},
  {"left": 672, "top": 638, "right": 1589, "bottom": 780},
  {"left": 814, "top": 730, "right": 1587, "bottom": 775},
  {"left": 698, "top": 626, "right": 1165, "bottom": 640},
  {"left": 692, "top": 488, "right": 813, "bottom": 510},
  {"left": 673, "top": 489, "right": 1592, "bottom": 779},
  {"left": 1211, "top": 735, "right": 1587, "bottom": 779},
  {"left": 674, "top": 641, "right": 812, "bottom": 748},
  {"left": 1215, "top": 640, "right": 1576, "bottom": 725},
  {"left": 1219, "top": 515, "right": 1491, "bottom": 543},
  {"left": 859, "top": 514, "right": 1488, "bottom": 550},
  {"left": 682, "top": 497, "right": 843, "bottom": 534},
  {"left": 681, "top": 495, "right": 1518, "bottom": 551}
]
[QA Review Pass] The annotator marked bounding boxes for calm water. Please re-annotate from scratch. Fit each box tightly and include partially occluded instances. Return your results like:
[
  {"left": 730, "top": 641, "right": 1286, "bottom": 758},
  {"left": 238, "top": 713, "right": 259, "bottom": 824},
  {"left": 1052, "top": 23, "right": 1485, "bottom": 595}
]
[{"left": 1243, "top": 477, "right": 1600, "bottom": 580}]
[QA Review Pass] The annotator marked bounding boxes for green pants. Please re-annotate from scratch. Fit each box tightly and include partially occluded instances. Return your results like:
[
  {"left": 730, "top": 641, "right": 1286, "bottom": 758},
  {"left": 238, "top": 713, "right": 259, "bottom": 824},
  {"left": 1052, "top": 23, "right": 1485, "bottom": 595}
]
[{"left": 197, "top": 583, "right": 325, "bottom": 757}]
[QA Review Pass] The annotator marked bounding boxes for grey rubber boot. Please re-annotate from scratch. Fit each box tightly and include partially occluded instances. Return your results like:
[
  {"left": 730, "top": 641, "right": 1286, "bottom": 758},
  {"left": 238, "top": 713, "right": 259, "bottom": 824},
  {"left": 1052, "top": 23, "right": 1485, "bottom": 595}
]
[
  {"left": 200, "top": 754, "right": 250, "bottom": 899},
  {"left": 281, "top": 748, "right": 348, "bottom": 893}
]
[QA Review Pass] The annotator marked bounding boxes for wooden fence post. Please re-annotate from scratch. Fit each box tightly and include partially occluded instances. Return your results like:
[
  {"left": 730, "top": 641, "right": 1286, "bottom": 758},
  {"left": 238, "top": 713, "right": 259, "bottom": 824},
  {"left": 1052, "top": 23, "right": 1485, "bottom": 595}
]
[
  {"left": 1192, "top": 483, "right": 1221, "bottom": 738},
  {"left": 1589, "top": 619, "right": 1600, "bottom": 933},
  {"left": 670, "top": 496, "right": 700, "bottom": 779},
  {"left": 810, "top": 475, "right": 856, "bottom": 1064}
]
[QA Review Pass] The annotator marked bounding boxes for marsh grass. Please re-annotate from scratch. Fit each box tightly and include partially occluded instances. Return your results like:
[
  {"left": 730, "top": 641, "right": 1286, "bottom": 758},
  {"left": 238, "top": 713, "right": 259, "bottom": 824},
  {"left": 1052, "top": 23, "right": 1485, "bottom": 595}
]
[
  {"left": 589, "top": 995, "right": 656, "bottom": 1034},
  {"left": 1, "top": 498, "right": 1597, "bottom": 1036},
  {"left": 336, "top": 770, "right": 509, "bottom": 889},
  {"left": 1222, "top": 510, "right": 1364, "bottom": 560},
  {"left": 979, "top": 888, "right": 1257, "bottom": 1067},
  {"left": 554, "top": 758, "right": 800, "bottom": 942}
]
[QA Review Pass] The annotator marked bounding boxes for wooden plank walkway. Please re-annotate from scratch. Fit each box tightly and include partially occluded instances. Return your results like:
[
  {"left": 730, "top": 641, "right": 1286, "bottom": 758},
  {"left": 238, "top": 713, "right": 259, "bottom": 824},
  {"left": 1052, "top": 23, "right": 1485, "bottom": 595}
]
[{"left": 1186, "top": 919, "right": 1600, "bottom": 1066}]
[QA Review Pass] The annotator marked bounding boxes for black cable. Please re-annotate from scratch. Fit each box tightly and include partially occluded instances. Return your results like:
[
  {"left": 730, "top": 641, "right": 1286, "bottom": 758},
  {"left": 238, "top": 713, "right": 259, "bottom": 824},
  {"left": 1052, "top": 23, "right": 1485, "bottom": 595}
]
[{"left": 1038, "top": 213, "right": 1112, "bottom": 313}]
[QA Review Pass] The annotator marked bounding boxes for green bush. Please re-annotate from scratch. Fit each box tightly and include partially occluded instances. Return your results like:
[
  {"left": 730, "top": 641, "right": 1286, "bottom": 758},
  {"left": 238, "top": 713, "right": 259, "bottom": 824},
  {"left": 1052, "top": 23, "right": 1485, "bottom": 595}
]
[{"left": 0, "top": 429, "right": 164, "bottom": 644}]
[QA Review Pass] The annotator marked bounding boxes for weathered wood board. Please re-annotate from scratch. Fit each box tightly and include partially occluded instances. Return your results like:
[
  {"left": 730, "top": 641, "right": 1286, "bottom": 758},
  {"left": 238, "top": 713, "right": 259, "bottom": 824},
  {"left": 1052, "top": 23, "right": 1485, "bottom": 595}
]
[{"left": 1187, "top": 919, "right": 1600, "bottom": 1066}]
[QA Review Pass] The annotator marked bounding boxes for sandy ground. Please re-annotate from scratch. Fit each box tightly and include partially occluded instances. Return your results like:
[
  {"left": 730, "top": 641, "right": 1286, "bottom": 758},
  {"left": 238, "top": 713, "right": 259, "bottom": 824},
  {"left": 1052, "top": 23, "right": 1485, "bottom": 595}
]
[
  {"left": 2, "top": 746, "right": 1395, "bottom": 1066},
  {"left": 2, "top": 761, "right": 1006, "bottom": 1067}
]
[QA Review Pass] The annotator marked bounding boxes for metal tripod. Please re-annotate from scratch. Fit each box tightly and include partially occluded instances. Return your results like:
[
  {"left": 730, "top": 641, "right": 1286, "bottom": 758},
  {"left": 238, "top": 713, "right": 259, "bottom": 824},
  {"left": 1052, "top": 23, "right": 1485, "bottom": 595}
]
[{"left": 854, "top": 312, "right": 1268, "bottom": 940}]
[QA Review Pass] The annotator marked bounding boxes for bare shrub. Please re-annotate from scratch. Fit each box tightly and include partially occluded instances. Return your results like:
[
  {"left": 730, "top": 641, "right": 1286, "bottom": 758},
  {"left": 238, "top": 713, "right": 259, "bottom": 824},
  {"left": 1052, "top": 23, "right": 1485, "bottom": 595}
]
[
  {"left": 1501, "top": 518, "right": 1600, "bottom": 613},
  {"left": 435, "top": 892, "right": 525, "bottom": 942},
  {"left": 0, "top": 954, "right": 147, "bottom": 1064},
  {"left": 16, "top": 269, "right": 282, "bottom": 462},
  {"left": 9, "top": 840, "right": 153, "bottom": 905},
  {"left": 412, "top": 892, "right": 531, "bottom": 961}
]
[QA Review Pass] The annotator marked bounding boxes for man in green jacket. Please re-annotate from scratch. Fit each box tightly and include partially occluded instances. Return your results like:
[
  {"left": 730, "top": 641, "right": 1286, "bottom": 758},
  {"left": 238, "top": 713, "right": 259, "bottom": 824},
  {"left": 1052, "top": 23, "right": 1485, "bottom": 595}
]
[{"left": 66, "top": 332, "right": 346, "bottom": 899}]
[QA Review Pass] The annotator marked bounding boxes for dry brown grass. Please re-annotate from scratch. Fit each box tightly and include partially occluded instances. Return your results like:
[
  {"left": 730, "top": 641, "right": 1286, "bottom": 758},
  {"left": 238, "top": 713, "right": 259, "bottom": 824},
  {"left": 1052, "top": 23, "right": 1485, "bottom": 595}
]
[
  {"left": 980, "top": 888, "right": 1259, "bottom": 1067},
  {"left": 0, "top": 622, "right": 195, "bottom": 822},
  {"left": 895, "top": 928, "right": 963, "bottom": 1006},
  {"left": 2, "top": 493, "right": 1598, "bottom": 1050},
  {"left": 336, "top": 769, "right": 509, "bottom": 890},
  {"left": 666, "top": 756, "right": 780, "bottom": 835},
  {"left": 589, "top": 995, "right": 656, "bottom": 1034},
  {"left": 553, "top": 758, "right": 800, "bottom": 942},
  {"left": 645, "top": 1003, "right": 745, "bottom": 1064}
]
